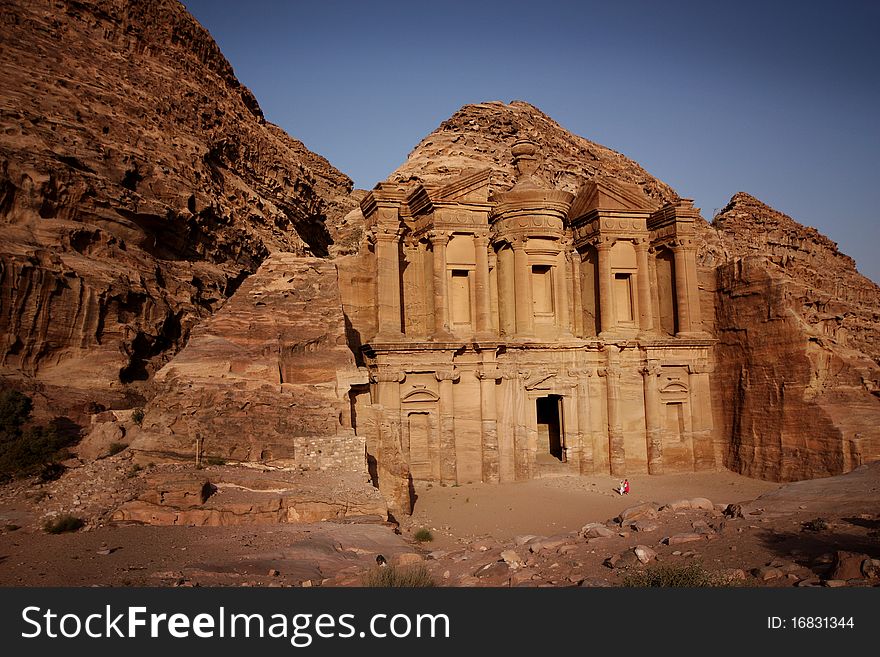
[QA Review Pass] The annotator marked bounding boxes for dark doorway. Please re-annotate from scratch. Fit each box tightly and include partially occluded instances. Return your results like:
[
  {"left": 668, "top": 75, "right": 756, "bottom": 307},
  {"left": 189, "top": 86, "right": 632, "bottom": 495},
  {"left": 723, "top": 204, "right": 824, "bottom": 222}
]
[{"left": 536, "top": 395, "right": 564, "bottom": 461}]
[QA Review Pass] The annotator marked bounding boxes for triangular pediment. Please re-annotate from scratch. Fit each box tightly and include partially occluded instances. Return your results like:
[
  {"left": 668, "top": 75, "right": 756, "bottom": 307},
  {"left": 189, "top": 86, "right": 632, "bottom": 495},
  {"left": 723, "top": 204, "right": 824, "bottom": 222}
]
[
  {"left": 569, "top": 178, "right": 658, "bottom": 219},
  {"left": 436, "top": 168, "right": 492, "bottom": 203}
]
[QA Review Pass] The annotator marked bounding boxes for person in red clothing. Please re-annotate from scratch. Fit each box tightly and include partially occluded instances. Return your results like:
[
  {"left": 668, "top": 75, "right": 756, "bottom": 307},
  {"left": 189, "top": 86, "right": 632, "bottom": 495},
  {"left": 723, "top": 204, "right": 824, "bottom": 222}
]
[{"left": 623, "top": 479, "right": 630, "bottom": 495}]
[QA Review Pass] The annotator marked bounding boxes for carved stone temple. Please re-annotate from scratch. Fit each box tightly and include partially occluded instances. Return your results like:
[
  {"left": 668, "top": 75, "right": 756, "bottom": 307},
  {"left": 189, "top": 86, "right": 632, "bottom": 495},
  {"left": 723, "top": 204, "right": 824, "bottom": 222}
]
[{"left": 341, "top": 140, "right": 716, "bottom": 497}]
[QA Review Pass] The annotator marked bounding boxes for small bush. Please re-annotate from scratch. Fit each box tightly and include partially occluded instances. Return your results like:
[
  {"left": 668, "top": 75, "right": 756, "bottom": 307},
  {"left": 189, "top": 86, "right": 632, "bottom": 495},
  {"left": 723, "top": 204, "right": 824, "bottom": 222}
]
[
  {"left": 204, "top": 455, "right": 227, "bottom": 466},
  {"left": 38, "top": 462, "right": 66, "bottom": 482},
  {"left": 43, "top": 514, "right": 85, "bottom": 534},
  {"left": 802, "top": 517, "right": 828, "bottom": 532},
  {"left": 107, "top": 442, "right": 127, "bottom": 456},
  {"left": 131, "top": 408, "right": 145, "bottom": 426},
  {"left": 414, "top": 528, "right": 434, "bottom": 543},
  {"left": 621, "top": 563, "right": 731, "bottom": 588},
  {"left": 126, "top": 463, "right": 143, "bottom": 478},
  {"left": 362, "top": 565, "right": 436, "bottom": 588}
]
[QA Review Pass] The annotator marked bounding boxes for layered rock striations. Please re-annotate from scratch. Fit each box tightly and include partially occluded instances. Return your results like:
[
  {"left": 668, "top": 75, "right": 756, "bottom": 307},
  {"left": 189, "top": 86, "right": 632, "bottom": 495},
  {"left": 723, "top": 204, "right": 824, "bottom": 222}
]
[
  {"left": 390, "top": 100, "right": 678, "bottom": 203},
  {"left": 128, "top": 253, "right": 363, "bottom": 469},
  {"left": 0, "top": 0, "right": 355, "bottom": 418},
  {"left": 709, "top": 193, "right": 879, "bottom": 480}
]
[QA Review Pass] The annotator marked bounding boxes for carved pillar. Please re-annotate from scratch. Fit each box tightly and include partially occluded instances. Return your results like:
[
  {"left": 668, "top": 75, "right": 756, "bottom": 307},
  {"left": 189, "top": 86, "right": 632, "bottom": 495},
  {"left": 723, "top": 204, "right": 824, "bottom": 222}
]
[
  {"left": 435, "top": 368, "right": 459, "bottom": 484},
  {"left": 635, "top": 239, "right": 654, "bottom": 333},
  {"left": 570, "top": 251, "right": 583, "bottom": 337},
  {"left": 572, "top": 367, "right": 593, "bottom": 474},
  {"left": 689, "top": 360, "right": 715, "bottom": 471},
  {"left": 561, "top": 388, "right": 578, "bottom": 466},
  {"left": 596, "top": 240, "right": 614, "bottom": 334},
  {"left": 641, "top": 361, "right": 662, "bottom": 474},
  {"left": 672, "top": 241, "right": 693, "bottom": 334},
  {"left": 512, "top": 238, "right": 534, "bottom": 337},
  {"left": 375, "top": 229, "right": 403, "bottom": 339},
  {"left": 429, "top": 231, "right": 451, "bottom": 338},
  {"left": 599, "top": 361, "right": 625, "bottom": 476},
  {"left": 477, "top": 365, "right": 501, "bottom": 482},
  {"left": 685, "top": 245, "right": 702, "bottom": 333},
  {"left": 496, "top": 244, "right": 516, "bottom": 336},
  {"left": 488, "top": 250, "right": 499, "bottom": 334},
  {"left": 555, "top": 245, "right": 570, "bottom": 335},
  {"left": 474, "top": 233, "right": 492, "bottom": 336},
  {"left": 420, "top": 238, "right": 435, "bottom": 338}
]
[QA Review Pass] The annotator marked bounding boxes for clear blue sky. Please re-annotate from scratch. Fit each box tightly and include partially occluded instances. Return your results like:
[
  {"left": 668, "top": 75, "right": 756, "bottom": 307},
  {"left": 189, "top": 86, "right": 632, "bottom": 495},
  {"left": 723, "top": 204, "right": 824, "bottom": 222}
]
[{"left": 183, "top": 0, "right": 879, "bottom": 282}]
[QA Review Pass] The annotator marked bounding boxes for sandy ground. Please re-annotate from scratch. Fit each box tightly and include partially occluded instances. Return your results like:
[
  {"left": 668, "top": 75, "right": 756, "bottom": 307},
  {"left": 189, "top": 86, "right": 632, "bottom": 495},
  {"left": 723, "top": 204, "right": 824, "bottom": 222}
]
[
  {"left": 1, "top": 465, "right": 877, "bottom": 587},
  {"left": 403, "top": 471, "right": 781, "bottom": 547}
]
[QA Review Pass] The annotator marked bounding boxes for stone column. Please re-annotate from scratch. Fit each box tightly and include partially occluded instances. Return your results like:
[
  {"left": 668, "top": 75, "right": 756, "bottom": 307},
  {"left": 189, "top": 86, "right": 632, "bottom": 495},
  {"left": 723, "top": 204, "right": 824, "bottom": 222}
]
[
  {"left": 562, "top": 390, "right": 578, "bottom": 467},
  {"left": 496, "top": 244, "right": 516, "bottom": 336},
  {"left": 570, "top": 251, "right": 583, "bottom": 337},
  {"left": 641, "top": 361, "right": 662, "bottom": 474},
  {"left": 685, "top": 246, "right": 703, "bottom": 333},
  {"left": 596, "top": 240, "right": 614, "bottom": 334},
  {"left": 555, "top": 246, "right": 570, "bottom": 335},
  {"left": 375, "top": 228, "right": 403, "bottom": 339},
  {"left": 512, "top": 238, "right": 534, "bottom": 337},
  {"left": 599, "top": 360, "right": 625, "bottom": 476},
  {"left": 488, "top": 250, "right": 500, "bottom": 334},
  {"left": 635, "top": 239, "right": 654, "bottom": 333},
  {"left": 435, "top": 368, "right": 459, "bottom": 484},
  {"left": 689, "top": 360, "right": 716, "bottom": 471},
  {"left": 477, "top": 365, "right": 501, "bottom": 482},
  {"left": 429, "top": 231, "right": 451, "bottom": 338},
  {"left": 573, "top": 368, "right": 594, "bottom": 474},
  {"left": 672, "top": 241, "right": 693, "bottom": 334},
  {"left": 474, "top": 233, "right": 492, "bottom": 337}
]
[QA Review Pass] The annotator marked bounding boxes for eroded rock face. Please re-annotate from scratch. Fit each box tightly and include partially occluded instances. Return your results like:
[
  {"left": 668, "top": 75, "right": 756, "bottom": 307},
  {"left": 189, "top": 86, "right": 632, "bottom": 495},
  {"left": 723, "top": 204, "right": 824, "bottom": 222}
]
[
  {"left": 709, "top": 193, "right": 880, "bottom": 480},
  {"left": 128, "top": 253, "right": 364, "bottom": 470},
  {"left": 0, "top": 0, "right": 355, "bottom": 419},
  {"left": 390, "top": 100, "right": 678, "bottom": 204}
]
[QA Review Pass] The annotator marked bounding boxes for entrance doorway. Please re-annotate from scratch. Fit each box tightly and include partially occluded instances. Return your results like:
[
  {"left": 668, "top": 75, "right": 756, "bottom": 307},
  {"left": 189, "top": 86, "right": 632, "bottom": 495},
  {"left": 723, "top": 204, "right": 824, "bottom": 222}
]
[{"left": 536, "top": 395, "right": 564, "bottom": 462}]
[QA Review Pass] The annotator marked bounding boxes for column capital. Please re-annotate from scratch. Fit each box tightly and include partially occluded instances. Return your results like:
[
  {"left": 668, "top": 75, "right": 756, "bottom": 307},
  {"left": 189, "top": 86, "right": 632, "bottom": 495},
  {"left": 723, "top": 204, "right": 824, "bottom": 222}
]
[
  {"left": 640, "top": 361, "right": 662, "bottom": 377},
  {"left": 375, "top": 226, "right": 404, "bottom": 242},
  {"left": 473, "top": 231, "right": 490, "bottom": 245},
  {"left": 567, "top": 367, "right": 595, "bottom": 378},
  {"left": 597, "top": 365, "right": 621, "bottom": 380},
  {"left": 672, "top": 237, "right": 696, "bottom": 250},
  {"left": 434, "top": 367, "right": 460, "bottom": 382},
  {"left": 428, "top": 230, "right": 450, "bottom": 246},
  {"left": 688, "top": 360, "right": 713, "bottom": 374},
  {"left": 369, "top": 369, "right": 406, "bottom": 383},
  {"left": 475, "top": 366, "right": 503, "bottom": 381}
]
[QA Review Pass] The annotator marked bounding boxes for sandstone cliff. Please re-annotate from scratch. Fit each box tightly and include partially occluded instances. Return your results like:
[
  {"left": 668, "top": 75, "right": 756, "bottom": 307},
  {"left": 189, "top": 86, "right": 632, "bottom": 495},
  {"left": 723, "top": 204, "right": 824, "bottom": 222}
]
[
  {"left": 0, "top": 0, "right": 356, "bottom": 420},
  {"left": 128, "top": 253, "right": 363, "bottom": 468},
  {"left": 709, "top": 193, "right": 880, "bottom": 480}
]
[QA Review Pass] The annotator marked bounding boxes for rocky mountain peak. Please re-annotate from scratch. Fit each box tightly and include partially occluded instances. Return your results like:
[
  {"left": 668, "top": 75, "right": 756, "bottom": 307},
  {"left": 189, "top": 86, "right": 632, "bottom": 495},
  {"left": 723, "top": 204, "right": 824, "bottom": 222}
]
[{"left": 389, "top": 100, "right": 678, "bottom": 204}]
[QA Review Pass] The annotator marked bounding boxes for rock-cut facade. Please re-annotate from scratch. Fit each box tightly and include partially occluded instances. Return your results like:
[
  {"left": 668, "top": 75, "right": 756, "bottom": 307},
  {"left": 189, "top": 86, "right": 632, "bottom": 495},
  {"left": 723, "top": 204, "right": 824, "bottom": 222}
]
[{"left": 341, "top": 141, "right": 717, "bottom": 495}]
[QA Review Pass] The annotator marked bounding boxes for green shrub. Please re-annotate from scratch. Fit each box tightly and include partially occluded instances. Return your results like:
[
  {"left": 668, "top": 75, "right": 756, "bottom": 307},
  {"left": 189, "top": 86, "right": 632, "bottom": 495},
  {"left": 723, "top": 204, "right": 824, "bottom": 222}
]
[
  {"left": 0, "top": 388, "right": 81, "bottom": 480},
  {"left": 621, "top": 563, "right": 732, "bottom": 588},
  {"left": 204, "top": 455, "right": 227, "bottom": 466},
  {"left": 802, "top": 517, "right": 828, "bottom": 532},
  {"left": 131, "top": 408, "right": 145, "bottom": 426},
  {"left": 414, "top": 528, "right": 434, "bottom": 543},
  {"left": 43, "top": 514, "right": 85, "bottom": 534},
  {"left": 362, "top": 565, "right": 436, "bottom": 588},
  {"left": 107, "top": 442, "right": 127, "bottom": 456}
]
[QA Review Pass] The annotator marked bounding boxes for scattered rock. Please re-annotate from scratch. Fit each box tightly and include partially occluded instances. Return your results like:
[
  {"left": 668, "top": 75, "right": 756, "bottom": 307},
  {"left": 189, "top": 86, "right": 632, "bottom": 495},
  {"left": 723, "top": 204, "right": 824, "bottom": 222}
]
[
  {"left": 634, "top": 545, "right": 656, "bottom": 564},
  {"left": 665, "top": 533, "right": 704, "bottom": 545},
  {"left": 631, "top": 520, "right": 659, "bottom": 533},
  {"left": 753, "top": 566, "right": 784, "bottom": 581},
  {"left": 616, "top": 503, "right": 660, "bottom": 523},
  {"left": 501, "top": 550, "right": 523, "bottom": 567},
  {"left": 829, "top": 551, "right": 869, "bottom": 581}
]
